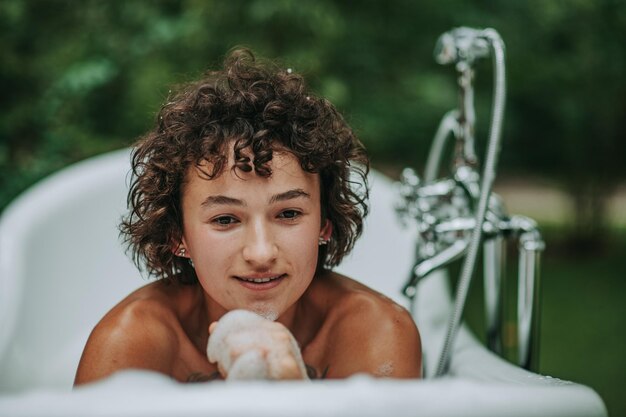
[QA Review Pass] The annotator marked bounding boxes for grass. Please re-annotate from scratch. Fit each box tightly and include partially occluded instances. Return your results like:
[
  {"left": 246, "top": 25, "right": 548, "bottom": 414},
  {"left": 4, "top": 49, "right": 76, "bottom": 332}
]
[{"left": 452, "top": 229, "right": 625, "bottom": 417}]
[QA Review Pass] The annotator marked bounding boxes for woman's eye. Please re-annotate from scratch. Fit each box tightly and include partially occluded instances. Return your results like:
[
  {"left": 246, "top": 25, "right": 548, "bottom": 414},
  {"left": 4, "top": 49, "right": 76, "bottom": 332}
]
[
  {"left": 279, "top": 210, "right": 301, "bottom": 220},
  {"left": 212, "top": 216, "right": 238, "bottom": 226}
]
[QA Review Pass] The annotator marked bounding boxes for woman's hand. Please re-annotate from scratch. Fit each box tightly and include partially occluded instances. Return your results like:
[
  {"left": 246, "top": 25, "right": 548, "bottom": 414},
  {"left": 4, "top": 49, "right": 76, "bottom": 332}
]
[{"left": 206, "top": 310, "right": 309, "bottom": 380}]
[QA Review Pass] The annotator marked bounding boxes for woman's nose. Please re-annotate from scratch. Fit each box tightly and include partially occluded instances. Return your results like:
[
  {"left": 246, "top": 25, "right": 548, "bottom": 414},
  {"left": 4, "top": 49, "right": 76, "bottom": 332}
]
[{"left": 242, "top": 221, "right": 278, "bottom": 266}]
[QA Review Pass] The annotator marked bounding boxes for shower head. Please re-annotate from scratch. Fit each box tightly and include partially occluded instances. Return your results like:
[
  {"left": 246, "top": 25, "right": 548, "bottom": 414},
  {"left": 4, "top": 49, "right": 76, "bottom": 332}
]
[{"left": 434, "top": 27, "right": 490, "bottom": 66}]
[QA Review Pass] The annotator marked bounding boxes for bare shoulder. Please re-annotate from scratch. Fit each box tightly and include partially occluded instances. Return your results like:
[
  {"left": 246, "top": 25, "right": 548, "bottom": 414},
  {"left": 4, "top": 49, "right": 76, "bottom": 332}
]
[
  {"left": 74, "top": 282, "right": 182, "bottom": 386},
  {"left": 318, "top": 273, "right": 422, "bottom": 379}
]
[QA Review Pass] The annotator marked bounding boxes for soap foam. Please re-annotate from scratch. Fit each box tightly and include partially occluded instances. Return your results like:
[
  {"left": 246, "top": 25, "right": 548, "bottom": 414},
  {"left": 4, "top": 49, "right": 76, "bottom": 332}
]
[
  {"left": 375, "top": 361, "right": 394, "bottom": 377},
  {"left": 251, "top": 304, "right": 279, "bottom": 321}
]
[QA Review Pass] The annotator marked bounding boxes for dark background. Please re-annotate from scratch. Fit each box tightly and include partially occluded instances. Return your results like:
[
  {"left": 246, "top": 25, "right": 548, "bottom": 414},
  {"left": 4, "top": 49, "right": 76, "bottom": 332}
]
[{"left": 1, "top": 1, "right": 624, "bottom": 415}]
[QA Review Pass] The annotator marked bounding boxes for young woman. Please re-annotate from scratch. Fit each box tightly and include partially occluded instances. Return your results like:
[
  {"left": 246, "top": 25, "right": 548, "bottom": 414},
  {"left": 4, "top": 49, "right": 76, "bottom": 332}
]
[{"left": 74, "top": 49, "right": 421, "bottom": 384}]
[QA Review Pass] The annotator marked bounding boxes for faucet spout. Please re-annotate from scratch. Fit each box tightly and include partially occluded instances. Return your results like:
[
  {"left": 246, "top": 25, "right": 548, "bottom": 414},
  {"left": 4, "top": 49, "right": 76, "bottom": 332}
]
[{"left": 403, "top": 239, "right": 469, "bottom": 298}]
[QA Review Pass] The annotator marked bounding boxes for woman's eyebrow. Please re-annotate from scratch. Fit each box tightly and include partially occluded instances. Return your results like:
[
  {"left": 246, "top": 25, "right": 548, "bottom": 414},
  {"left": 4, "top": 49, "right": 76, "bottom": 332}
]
[
  {"left": 200, "top": 189, "right": 310, "bottom": 208},
  {"left": 269, "top": 189, "right": 310, "bottom": 204},
  {"left": 201, "top": 195, "right": 245, "bottom": 208}
]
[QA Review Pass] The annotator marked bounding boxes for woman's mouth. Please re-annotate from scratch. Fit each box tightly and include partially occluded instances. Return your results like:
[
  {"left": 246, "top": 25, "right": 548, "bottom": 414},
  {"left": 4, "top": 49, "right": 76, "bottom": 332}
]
[{"left": 234, "top": 274, "right": 287, "bottom": 290}]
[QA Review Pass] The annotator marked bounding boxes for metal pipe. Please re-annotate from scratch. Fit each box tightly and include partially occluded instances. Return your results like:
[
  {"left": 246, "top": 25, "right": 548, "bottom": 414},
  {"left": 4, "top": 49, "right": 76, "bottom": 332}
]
[
  {"left": 424, "top": 110, "right": 459, "bottom": 183},
  {"left": 457, "top": 64, "right": 478, "bottom": 167},
  {"left": 484, "top": 235, "right": 506, "bottom": 355},
  {"left": 517, "top": 231, "right": 545, "bottom": 371}
]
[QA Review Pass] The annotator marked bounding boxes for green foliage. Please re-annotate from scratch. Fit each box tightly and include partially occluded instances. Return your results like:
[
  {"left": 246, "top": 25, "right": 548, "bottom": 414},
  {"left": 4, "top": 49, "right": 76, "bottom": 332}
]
[{"left": 1, "top": 0, "right": 624, "bottom": 224}]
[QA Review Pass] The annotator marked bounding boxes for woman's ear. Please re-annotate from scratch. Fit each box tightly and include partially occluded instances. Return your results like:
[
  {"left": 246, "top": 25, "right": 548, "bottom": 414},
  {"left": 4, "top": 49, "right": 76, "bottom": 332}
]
[{"left": 320, "top": 220, "right": 333, "bottom": 241}]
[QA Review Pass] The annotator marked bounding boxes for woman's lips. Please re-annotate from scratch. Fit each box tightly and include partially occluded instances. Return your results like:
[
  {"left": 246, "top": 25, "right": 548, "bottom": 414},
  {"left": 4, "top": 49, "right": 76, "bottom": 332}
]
[{"left": 234, "top": 274, "right": 287, "bottom": 290}]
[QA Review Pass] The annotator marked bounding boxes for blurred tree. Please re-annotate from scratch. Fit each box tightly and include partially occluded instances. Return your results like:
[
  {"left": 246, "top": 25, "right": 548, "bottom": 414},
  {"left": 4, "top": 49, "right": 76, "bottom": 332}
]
[
  {"left": 1, "top": 0, "right": 624, "bottom": 245},
  {"left": 501, "top": 0, "right": 626, "bottom": 245}
]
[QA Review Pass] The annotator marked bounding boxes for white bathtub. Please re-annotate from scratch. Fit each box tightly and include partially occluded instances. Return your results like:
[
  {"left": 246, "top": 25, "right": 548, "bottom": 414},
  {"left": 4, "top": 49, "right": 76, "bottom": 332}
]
[{"left": 0, "top": 149, "right": 607, "bottom": 416}]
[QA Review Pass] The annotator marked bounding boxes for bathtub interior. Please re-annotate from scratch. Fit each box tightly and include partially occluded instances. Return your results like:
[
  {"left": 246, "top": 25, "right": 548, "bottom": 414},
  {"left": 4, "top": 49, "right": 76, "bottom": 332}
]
[{"left": 0, "top": 149, "right": 607, "bottom": 417}]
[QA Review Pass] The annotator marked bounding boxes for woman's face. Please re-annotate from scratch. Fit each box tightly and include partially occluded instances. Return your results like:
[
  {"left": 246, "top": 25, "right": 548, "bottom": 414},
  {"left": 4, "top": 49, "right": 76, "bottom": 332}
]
[{"left": 179, "top": 150, "right": 330, "bottom": 322}]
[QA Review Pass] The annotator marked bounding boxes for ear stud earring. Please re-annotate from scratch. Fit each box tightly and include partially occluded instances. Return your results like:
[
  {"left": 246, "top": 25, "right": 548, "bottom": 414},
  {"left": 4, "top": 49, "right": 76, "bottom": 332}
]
[
  {"left": 318, "top": 237, "right": 328, "bottom": 246},
  {"left": 178, "top": 248, "right": 186, "bottom": 257}
]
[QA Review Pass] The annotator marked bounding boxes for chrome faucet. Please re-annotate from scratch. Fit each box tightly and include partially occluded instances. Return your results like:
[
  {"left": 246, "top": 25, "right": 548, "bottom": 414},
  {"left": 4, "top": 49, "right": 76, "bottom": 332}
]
[{"left": 395, "top": 27, "right": 545, "bottom": 374}]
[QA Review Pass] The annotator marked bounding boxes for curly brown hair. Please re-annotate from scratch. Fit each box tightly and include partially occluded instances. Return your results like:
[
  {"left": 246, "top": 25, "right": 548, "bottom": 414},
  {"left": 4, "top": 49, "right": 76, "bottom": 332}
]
[{"left": 120, "top": 49, "right": 369, "bottom": 284}]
